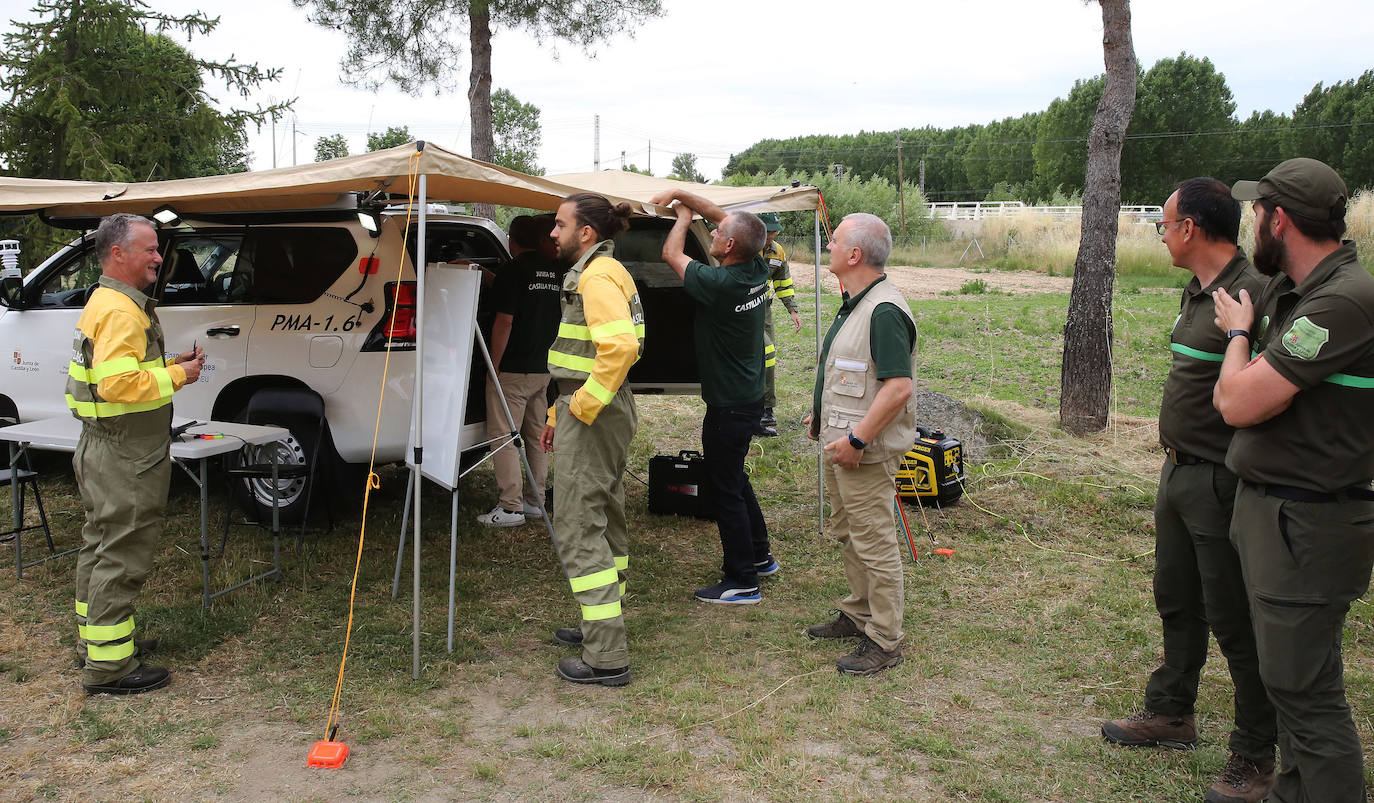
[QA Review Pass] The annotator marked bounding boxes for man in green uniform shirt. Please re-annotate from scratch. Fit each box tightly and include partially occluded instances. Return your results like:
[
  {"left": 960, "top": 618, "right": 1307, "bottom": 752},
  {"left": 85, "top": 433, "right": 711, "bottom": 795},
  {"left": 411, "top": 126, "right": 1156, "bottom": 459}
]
[
  {"left": 756, "top": 212, "right": 801, "bottom": 437},
  {"left": 1100, "top": 178, "right": 1274, "bottom": 803},
  {"left": 803, "top": 213, "right": 917, "bottom": 676},
  {"left": 1213, "top": 158, "right": 1374, "bottom": 803},
  {"left": 654, "top": 188, "right": 776, "bottom": 603}
]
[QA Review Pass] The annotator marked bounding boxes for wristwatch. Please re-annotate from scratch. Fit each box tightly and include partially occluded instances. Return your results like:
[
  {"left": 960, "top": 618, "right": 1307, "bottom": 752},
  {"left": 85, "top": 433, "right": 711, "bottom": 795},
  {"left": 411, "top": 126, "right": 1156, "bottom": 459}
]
[
  {"left": 1226, "top": 329, "right": 1252, "bottom": 343},
  {"left": 847, "top": 432, "right": 867, "bottom": 450}
]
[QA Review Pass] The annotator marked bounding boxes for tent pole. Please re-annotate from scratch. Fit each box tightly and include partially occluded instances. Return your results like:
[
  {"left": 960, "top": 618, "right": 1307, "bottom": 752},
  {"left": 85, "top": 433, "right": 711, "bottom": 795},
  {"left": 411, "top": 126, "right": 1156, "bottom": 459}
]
[
  {"left": 814, "top": 209, "right": 823, "bottom": 538},
  {"left": 412, "top": 172, "right": 429, "bottom": 680}
]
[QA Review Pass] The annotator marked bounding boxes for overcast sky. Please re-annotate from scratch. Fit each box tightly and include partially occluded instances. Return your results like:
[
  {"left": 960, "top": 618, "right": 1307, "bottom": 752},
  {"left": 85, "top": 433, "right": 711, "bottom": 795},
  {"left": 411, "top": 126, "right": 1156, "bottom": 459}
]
[{"left": 2, "top": 0, "right": 1371, "bottom": 184}]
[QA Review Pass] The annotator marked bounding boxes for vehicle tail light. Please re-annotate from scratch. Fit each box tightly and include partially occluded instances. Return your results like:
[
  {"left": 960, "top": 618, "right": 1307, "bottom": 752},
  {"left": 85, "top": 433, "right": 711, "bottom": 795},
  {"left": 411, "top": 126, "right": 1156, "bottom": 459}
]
[{"left": 362, "top": 280, "right": 417, "bottom": 351}]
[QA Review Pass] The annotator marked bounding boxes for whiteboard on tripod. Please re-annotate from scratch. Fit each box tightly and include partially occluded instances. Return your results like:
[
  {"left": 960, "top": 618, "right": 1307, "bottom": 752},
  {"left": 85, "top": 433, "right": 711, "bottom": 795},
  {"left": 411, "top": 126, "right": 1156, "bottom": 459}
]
[{"left": 406, "top": 263, "right": 482, "bottom": 491}]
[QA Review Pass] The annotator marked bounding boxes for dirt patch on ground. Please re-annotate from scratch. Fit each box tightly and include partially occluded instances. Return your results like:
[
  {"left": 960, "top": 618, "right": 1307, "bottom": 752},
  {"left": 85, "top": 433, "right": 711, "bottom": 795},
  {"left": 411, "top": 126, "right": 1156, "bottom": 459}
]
[{"left": 791, "top": 264, "right": 1073, "bottom": 299}]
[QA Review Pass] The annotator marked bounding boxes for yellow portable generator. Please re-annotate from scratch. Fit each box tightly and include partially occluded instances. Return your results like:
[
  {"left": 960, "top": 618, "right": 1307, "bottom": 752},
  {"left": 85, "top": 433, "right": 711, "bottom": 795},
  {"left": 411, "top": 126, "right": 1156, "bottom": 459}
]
[{"left": 895, "top": 426, "right": 965, "bottom": 507}]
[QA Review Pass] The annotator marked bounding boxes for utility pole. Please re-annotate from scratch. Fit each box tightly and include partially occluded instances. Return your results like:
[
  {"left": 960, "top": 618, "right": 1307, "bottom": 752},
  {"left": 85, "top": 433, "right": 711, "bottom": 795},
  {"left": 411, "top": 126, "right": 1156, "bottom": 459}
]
[
  {"left": 594, "top": 114, "right": 600, "bottom": 171},
  {"left": 271, "top": 116, "right": 277, "bottom": 169},
  {"left": 648, "top": 140, "right": 652, "bottom": 175},
  {"left": 620, "top": 150, "right": 625, "bottom": 170},
  {"left": 291, "top": 118, "right": 297, "bottom": 167},
  {"left": 919, "top": 154, "right": 926, "bottom": 198},
  {"left": 896, "top": 135, "right": 907, "bottom": 237}
]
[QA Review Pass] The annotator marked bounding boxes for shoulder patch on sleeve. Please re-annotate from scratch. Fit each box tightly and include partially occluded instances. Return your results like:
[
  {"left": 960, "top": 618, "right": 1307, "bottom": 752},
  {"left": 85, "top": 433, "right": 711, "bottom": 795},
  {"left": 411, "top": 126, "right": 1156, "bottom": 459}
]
[{"left": 1281, "top": 315, "right": 1329, "bottom": 360}]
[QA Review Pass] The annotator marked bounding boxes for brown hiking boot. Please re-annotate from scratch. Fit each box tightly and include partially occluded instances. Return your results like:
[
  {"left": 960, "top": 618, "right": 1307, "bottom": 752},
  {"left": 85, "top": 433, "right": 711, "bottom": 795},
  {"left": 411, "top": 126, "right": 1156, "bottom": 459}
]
[
  {"left": 1204, "top": 752, "right": 1276, "bottom": 803},
  {"left": 835, "top": 635, "right": 903, "bottom": 676},
  {"left": 806, "top": 611, "right": 863, "bottom": 640},
  {"left": 1100, "top": 709, "right": 1197, "bottom": 749}
]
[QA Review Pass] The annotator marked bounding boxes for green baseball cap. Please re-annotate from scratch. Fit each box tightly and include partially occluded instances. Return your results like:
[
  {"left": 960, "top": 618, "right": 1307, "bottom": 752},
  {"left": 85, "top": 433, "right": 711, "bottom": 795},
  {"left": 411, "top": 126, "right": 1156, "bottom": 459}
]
[
  {"left": 757, "top": 212, "right": 782, "bottom": 232},
  {"left": 1231, "top": 157, "right": 1348, "bottom": 221}
]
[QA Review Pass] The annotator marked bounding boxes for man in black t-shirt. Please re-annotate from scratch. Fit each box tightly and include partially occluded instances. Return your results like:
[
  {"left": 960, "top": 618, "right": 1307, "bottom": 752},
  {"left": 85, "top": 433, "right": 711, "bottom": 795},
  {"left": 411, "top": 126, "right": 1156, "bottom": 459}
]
[
  {"left": 477, "top": 214, "right": 565, "bottom": 527},
  {"left": 654, "top": 188, "right": 776, "bottom": 605}
]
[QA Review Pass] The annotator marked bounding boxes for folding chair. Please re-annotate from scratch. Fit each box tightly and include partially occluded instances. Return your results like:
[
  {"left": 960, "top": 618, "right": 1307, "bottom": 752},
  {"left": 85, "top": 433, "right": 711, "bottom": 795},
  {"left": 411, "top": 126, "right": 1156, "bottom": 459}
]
[
  {"left": 219, "top": 388, "right": 331, "bottom": 561},
  {"left": 1, "top": 446, "right": 69, "bottom": 579}
]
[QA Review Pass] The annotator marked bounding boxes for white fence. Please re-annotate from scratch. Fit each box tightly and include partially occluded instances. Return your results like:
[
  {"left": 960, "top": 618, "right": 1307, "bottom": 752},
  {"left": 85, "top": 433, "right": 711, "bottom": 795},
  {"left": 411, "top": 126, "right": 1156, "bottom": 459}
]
[{"left": 926, "top": 201, "right": 1163, "bottom": 222}]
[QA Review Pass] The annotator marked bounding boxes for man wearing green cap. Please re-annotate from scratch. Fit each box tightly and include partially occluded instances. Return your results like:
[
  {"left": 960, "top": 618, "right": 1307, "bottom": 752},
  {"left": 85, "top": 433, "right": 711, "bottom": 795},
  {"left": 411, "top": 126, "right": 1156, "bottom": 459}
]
[
  {"left": 1212, "top": 157, "right": 1374, "bottom": 803},
  {"left": 756, "top": 212, "right": 801, "bottom": 437}
]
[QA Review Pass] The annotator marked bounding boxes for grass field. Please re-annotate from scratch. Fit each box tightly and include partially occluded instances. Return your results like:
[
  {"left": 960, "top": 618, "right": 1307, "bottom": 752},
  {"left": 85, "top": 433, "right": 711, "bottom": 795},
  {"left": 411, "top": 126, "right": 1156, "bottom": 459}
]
[{"left": 2, "top": 276, "right": 1372, "bottom": 801}]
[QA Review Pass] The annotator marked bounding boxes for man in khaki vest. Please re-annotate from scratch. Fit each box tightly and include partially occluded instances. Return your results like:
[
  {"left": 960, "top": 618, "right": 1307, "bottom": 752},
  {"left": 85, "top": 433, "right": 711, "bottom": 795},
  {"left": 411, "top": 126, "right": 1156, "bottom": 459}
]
[
  {"left": 67, "top": 213, "right": 203, "bottom": 694},
  {"left": 803, "top": 213, "right": 917, "bottom": 676}
]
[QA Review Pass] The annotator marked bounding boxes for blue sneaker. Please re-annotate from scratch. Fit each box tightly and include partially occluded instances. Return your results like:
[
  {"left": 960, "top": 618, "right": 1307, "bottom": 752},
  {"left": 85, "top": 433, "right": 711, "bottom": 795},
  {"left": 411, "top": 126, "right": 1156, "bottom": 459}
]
[
  {"left": 755, "top": 556, "right": 780, "bottom": 577},
  {"left": 693, "top": 580, "right": 761, "bottom": 605}
]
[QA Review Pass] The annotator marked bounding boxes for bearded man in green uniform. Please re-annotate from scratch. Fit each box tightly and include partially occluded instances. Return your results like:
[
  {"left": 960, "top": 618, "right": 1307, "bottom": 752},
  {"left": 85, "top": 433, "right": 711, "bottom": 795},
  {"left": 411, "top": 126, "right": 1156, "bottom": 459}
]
[
  {"left": 67, "top": 213, "right": 204, "bottom": 695},
  {"left": 1213, "top": 158, "right": 1374, "bottom": 803},
  {"left": 1100, "top": 178, "right": 1274, "bottom": 803},
  {"left": 755, "top": 212, "right": 801, "bottom": 437}
]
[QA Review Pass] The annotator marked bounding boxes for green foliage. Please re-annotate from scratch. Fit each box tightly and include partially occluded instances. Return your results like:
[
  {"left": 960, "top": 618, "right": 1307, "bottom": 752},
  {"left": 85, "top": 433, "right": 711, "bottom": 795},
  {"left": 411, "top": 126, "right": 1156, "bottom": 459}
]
[
  {"left": 726, "top": 55, "right": 1374, "bottom": 204},
  {"left": 0, "top": 0, "right": 286, "bottom": 182},
  {"left": 667, "top": 152, "right": 705, "bottom": 183},
  {"left": 295, "top": 0, "right": 662, "bottom": 93},
  {"left": 1124, "top": 53, "right": 1235, "bottom": 203},
  {"left": 490, "top": 88, "right": 541, "bottom": 174},
  {"left": 366, "top": 125, "right": 412, "bottom": 152},
  {"left": 314, "top": 133, "right": 349, "bottom": 162},
  {"left": 621, "top": 164, "right": 651, "bottom": 175},
  {"left": 1289, "top": 71, "right": 1374, "bottom": 190},
  {"left": 720, "top": 166, "right": 941, "bottom": 243}
]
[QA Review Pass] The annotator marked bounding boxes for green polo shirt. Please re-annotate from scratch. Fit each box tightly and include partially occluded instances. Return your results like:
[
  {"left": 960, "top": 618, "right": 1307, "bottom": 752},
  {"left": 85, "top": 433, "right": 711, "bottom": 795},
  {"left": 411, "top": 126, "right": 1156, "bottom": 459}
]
[
  {"left": 810, "top": 275, "right": 917, "bottom": 422},
  {"left": 1158, "top": 250, "right": 1264, "bottom": 463},
  {"left": 492, "top": 251, "right": 566, "bottom": 373},
  {"left": 1226, "top": 242, "right": 1374, "bottom": 491},
  {"left": 683, "top": 254, "right": 769, "bottom": 407}
]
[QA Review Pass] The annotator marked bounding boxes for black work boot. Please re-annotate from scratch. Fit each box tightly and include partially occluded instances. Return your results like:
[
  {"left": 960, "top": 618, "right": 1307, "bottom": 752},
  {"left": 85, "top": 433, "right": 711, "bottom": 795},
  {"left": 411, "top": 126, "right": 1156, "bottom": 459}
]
[
  {"left": 555, "top": 657, "right": 630, "bottom": 687},
  {"left": 757, "top": 408, "right": 779, "bottom": 437},
  {"left": 1100, "top": 709, "right": 1197, "bottom": 749},
  {"left": 82, "top": 665, "right": 171, "bottom": 696},
  {"left": 553, "top": 627, "right": 583, "bottom": 647}
]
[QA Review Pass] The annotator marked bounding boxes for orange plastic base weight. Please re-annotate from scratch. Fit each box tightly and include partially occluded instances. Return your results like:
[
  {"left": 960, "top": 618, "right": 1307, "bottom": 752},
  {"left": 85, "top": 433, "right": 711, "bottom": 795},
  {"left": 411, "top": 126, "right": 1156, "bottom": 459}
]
[
  {"left": 933, "top": 548, "right": 956, "bottom": 557},
  {"left": 307, "top": 740, "right": 349, "bottom": 768}
]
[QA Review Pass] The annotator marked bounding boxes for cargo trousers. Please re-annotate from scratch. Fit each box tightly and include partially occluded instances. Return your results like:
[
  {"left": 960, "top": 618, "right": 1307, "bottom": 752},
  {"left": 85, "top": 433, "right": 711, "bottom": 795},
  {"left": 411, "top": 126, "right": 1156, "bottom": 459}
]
[
  {"left": 1145, "top": 459, "right": 1275, "bottom": 761},
  {"left": 552, "top": 385, "right": 637, "bottom": 670},
  {"left": 1231, "top": 481, "right": 1374, "bottom": 803},
  {"left": 72, "top": 422, "right": 172, "bottom": 685},
  {"left": 823, "top": 454, "right": 904, "bottom": 651},
  {"left": 762, "top": 302, "right": 777, "bottom": 409},
  {"left": 485, "top": 371, "right": 551, "bottom": 512}
]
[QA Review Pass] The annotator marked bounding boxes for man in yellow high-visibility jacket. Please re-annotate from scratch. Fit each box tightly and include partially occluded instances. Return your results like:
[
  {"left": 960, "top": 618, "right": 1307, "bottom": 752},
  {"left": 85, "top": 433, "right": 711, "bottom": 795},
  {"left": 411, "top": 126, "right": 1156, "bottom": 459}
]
[
  {"left": 757, "top": 213, "right": 801, "bottom": 437},
  {"left": 540, "top": 194, "right": 644, "bottom": 686},
  {"left": 67, "top": 213, "right": 204, "bottom": 695}
]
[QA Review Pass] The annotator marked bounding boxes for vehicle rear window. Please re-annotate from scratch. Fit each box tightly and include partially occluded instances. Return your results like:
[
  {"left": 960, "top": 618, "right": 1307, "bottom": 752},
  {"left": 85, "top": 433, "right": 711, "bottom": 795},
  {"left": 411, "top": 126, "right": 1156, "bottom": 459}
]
[{"left": 246, "top": 228, "right": 358, "bottom": 304}]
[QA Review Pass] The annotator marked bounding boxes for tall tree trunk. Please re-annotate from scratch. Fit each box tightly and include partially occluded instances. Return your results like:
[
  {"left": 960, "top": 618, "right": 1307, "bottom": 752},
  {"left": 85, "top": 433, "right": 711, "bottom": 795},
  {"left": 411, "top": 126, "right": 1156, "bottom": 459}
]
[
  {"left": 1059, "top": 0, "right": 1136, "bottom": 434},
  {"left": 468, "top": 1, "right": 495, "bottom": 219}
]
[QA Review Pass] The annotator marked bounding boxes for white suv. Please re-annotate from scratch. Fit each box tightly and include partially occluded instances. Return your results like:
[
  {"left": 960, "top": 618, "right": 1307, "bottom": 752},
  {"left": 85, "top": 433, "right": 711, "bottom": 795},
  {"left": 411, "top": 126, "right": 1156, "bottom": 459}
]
[{"left": 0, "top": 201, "right": 709, "bottom": 521}]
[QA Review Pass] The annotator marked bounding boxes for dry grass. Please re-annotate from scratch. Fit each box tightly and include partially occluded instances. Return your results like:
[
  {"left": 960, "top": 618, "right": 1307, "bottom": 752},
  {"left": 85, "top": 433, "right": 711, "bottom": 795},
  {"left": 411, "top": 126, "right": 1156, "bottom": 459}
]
[
  {"left": 787, "top": 189, "right": 1374, "bottom": 282},
  {"left": 3, "top": 284, "right": 1373, "bottom": 801}
]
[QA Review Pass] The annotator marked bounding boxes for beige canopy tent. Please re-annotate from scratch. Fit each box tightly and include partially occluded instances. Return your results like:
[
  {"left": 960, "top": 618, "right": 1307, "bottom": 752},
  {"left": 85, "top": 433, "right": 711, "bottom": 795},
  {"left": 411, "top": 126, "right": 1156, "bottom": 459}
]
[
  {"left": 547, "top": 169, "right": 820, "bottom": 215},
  {"left": 0, "top": 142, "right": 828, "bottom": 676}
]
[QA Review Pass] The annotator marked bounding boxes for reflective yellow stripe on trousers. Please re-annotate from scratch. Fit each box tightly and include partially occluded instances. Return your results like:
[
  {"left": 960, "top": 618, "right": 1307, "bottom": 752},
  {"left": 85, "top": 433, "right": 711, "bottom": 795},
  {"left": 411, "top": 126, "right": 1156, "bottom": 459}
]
[
  {"left": 569, "top": 567, "right": 619, "bottom": 594},
  {"left": 87, "top": 640, "right": 136, "bottom": 661},
  {"left": 581, "top": 600, "right": 623, "bottom": 621},
  {"left": 79, "top": 616, "right": 135, "bottom": 641}
]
